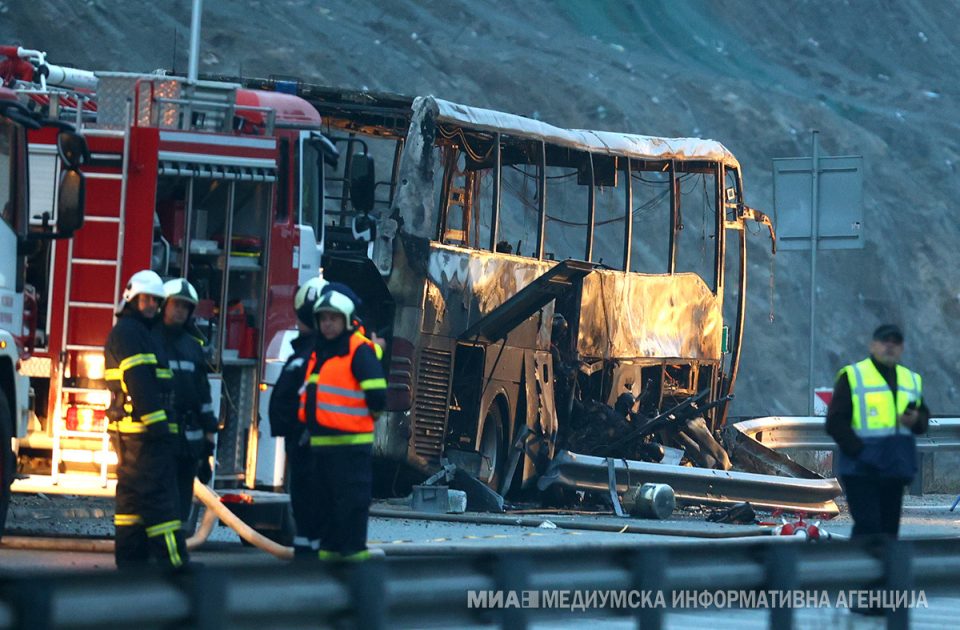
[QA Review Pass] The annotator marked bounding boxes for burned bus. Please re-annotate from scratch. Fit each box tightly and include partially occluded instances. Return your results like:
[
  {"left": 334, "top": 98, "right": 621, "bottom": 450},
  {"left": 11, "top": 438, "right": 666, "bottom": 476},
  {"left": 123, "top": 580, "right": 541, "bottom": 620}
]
[{"left": 264, "top": 87, "right": 775, "bottom": 494}]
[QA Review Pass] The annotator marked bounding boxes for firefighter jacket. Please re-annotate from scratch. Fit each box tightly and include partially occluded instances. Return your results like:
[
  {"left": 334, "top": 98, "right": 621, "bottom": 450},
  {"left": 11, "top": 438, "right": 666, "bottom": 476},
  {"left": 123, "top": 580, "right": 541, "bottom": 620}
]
[
  {"left": 104, "top": 308, "right": 173, "bottom": 435},
  {"left": 268, "top": 331, "right": 316, "bottom": 440},
  {"left": 153, "top": 323, "right": 219, "bottom": 439},
  {"left": 297, "top": 330, "right": 386, "bottom": 446},
  {"left": 827, "top": 356, "right": 928, "bottom": 480}
]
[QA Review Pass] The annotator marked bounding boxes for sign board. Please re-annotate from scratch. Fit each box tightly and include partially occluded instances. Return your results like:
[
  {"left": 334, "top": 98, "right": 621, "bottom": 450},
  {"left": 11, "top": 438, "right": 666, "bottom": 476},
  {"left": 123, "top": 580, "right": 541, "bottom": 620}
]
[
  {"left": 773, "top": 155, "right": 864, "bottom": 250},
  {"left": 813, "top": 387, "right": 833, "bottom": 416}
]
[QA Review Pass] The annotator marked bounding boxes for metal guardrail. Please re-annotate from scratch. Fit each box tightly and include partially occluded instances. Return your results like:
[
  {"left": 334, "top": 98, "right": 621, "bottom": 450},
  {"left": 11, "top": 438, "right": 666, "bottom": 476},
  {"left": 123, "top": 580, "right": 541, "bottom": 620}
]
[
  {"left": 733, "top": 417, "right": 960, "bottom": 452},
  {"left": 539, "top": 450, "right": 842, "bottom": 515},
  {"left": 0, "top": 537, "right": 956, "bottom": 629}
]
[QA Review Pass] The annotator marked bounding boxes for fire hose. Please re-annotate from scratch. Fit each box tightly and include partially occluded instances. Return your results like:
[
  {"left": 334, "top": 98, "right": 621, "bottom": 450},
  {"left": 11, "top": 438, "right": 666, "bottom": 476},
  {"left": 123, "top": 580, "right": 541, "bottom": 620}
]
[
  {"left": 188, "top": 480, "right": 293, "bottom": 560},
  {"left": 0, "top": 481, "right": 294, "bottom": 560}
]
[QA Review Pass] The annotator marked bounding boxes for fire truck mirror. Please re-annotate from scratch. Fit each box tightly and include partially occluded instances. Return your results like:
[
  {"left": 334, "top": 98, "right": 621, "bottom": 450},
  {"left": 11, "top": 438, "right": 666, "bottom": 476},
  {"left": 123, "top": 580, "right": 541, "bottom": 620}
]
[
  {"left": 56, "top": 168, "right": 85, "bottom": 235},
  {"left": 349, "top": 153, "right": 376, "bottom": 215},
  {"left": 56, "top": 130, "right": 88, "bottom": 170}
]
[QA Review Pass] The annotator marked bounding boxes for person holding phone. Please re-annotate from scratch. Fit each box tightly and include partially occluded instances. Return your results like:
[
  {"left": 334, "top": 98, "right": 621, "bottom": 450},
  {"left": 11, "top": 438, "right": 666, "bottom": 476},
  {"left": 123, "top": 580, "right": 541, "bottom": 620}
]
[{"left": 826, "top": 323, "right": 930, "bottom": 543}]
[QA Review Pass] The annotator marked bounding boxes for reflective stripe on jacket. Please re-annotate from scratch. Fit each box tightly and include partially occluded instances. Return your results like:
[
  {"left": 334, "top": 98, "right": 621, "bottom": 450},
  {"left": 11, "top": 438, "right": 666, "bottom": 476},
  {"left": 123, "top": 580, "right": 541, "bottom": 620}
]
[
  {"left": 841, "top": 358, "right": 922, "bottom": 438},
  {"left": 298, "top": 334, "right": 380, "bottom": 434},
  {"left": 104, "top": 311, "right": 172, "bottom": 431}
]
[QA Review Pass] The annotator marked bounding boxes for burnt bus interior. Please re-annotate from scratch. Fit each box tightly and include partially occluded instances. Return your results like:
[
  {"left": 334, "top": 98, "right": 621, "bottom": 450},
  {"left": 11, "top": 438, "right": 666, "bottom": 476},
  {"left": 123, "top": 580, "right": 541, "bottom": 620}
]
[{"left": 273, "top": 86, "right": 770, "bottom": 492}]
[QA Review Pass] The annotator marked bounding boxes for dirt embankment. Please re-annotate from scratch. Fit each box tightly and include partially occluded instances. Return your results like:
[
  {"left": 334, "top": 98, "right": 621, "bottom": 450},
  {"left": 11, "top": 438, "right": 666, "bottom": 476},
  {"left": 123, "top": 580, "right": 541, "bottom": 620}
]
[{"left": 3, "top": 0, "right": 958, "bottom": 415}]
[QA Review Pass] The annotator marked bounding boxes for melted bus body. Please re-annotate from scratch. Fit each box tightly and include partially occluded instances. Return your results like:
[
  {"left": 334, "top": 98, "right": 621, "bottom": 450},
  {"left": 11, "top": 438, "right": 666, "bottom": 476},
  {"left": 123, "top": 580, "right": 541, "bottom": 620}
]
[{"left": 290, "top": 91, "right": 773, "bottom": 491}]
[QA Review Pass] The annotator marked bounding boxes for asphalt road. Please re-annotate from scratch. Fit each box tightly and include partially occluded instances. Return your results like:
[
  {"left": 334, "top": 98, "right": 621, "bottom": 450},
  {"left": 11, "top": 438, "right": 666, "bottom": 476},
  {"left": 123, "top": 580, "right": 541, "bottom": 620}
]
[
  {"left": 3, "top": 493, "right": 959, "bottom": 569},
  {"left": 2, "top": 494, "right": 958, "bottom": 629}
]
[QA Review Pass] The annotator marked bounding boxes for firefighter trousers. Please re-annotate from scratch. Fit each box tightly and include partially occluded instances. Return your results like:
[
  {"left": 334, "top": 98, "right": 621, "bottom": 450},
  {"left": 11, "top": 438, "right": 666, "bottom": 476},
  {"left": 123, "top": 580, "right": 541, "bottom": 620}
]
[
  {"left": 310, "top": 442, "right": 372, "bottom": 561},
  {"left": 176, "top": 449, "right": 201, "bottom": 523},
  {"left": 176, "top": 434, "right": 210, "bottom": 522},
  {"left": 112, "top": 431, "right": 189, "bottom": 569},
  {"left": 287, "top": 436, "right": 320, "bottom": 560}
]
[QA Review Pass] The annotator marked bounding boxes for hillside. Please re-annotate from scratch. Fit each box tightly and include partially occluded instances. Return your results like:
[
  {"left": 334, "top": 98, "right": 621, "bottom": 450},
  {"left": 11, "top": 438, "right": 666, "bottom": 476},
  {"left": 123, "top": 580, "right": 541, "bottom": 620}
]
[{"left": 3, "top": 0, "right": 958, "bottom": 415}]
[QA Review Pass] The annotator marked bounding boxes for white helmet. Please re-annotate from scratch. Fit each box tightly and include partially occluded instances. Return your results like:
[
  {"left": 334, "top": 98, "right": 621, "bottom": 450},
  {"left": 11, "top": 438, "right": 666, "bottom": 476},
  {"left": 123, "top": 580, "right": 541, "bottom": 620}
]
[
  {"left": 119, "top": 270, "right": 165, "bottom": 312},
  {"left": 313, "top": 289, "right": 356, "bottom": 330},
  {"left": 163, "top": 278, "right": 199, "bottom": 306},
  {"left": 294, "top": 276, "right": 328, "bottom": 329}
]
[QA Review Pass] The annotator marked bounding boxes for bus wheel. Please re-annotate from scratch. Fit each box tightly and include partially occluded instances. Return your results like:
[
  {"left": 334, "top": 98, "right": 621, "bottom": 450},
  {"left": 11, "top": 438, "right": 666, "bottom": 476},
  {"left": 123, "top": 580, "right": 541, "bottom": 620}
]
[
  {"left": 478, "top": 402, "right": 505, "bottom": 491},
  {"left": 0, "top": 389, "right": 13, "bottom": 542}
]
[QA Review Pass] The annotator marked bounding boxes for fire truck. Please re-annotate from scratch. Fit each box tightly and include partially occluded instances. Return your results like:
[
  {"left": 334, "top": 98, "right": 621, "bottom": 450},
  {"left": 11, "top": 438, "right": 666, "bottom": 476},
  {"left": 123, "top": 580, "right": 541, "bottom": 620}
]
[
  {"left": 1, "top": 48, "right": 350, "bottom": 527},
  {"left": 0, "top": 53, "right": 87, "bottom": 538}
]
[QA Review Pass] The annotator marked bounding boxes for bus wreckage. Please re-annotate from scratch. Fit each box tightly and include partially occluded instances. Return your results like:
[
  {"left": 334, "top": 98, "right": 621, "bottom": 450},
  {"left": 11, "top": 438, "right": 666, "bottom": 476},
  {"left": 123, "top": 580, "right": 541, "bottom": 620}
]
[{"left": 254, "top": 83, "right": 839, "bottom": 516}]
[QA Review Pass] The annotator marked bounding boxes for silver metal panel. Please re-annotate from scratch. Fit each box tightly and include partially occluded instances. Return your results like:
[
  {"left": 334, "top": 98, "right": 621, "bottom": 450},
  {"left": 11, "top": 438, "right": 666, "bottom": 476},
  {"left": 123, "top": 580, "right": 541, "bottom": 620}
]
[{"left": 773, "top": 155, "right": 864, "bottom": 250}]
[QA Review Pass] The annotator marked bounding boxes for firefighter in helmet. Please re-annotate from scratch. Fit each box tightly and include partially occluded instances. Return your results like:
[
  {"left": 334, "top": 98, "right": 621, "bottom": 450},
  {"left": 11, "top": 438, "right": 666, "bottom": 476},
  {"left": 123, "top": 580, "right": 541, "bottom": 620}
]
[
  {"left": 298, "top": 284, "right": 386, "bottom": 561},
  {"left": 268, "top": 275, "right": 328, "bottom": 560},
  {"left": 104, "top": 270, "right": 188, "bottom": 569},
  {"left": 155, "top": 278, "right": 220, "bottom": 522}
]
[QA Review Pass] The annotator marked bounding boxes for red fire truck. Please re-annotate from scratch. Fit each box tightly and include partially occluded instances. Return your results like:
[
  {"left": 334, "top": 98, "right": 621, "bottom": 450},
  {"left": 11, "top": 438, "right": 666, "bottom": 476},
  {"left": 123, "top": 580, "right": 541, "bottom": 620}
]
[
  {"left": 2, "top": 47, "right": 340, "bottom": 517},
  {"left": 0, "top": 53, "right": 88, "bottom": 538}
]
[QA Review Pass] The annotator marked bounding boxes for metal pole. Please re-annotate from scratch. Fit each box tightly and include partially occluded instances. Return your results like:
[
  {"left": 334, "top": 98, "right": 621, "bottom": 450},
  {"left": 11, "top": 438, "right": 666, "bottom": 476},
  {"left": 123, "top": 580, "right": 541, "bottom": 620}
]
[
  {"left": 535, "top": 140, "right": 546, "bottom": 260},
  {"left": 807, "top": 131, "right": 820, "bottom": 416},
  {"left": 188, "top": 0, "right": 203, "bottom": 82},
  {"left": 585, "top": 154, "right": 595, "bottom": 262},
  {"left": 489, "top": 133, "right": 501, "bottom": 251},
  {"left": 623, "top": 158, "right": 633, "bottom": 271}
]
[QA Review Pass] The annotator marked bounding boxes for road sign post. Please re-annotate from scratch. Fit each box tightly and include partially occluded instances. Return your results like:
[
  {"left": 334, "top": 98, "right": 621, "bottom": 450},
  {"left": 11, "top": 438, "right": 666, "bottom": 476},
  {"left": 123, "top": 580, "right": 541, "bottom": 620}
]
[{"left": 774, "top": 132, "right": 863, "bottom": 415}]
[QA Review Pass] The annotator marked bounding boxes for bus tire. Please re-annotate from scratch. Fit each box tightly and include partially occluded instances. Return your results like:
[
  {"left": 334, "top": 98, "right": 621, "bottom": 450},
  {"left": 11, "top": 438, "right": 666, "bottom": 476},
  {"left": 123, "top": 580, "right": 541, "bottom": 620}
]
[
  {"left": 478, "top": 400, "right": 507, "bottom": 492},
  {"left": 0, "top": 388, "right": 13, "bottom": 542}
]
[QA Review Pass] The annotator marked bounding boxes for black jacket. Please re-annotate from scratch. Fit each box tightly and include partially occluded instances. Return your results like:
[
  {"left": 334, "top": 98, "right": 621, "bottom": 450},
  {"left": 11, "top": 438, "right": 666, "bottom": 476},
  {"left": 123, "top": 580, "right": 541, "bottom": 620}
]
[
  {"left": 104, "top": 307, "right": 172, "bottom": 435},
  {"left": 153, "top": 323, "right": 219, "bottom": 435},
  {"left": 269, "top": 332, "right": 317, "bottom": 439}
]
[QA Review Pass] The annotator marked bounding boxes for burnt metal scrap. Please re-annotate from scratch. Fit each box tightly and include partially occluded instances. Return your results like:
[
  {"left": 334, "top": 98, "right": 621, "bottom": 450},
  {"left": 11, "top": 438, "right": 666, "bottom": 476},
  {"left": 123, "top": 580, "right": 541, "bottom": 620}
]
[
  {"left": 252, "top": 85, "right": 794, "bottom": 514},
  {"left": 538, "top": 450, "right": 842, "bottom": 516}
]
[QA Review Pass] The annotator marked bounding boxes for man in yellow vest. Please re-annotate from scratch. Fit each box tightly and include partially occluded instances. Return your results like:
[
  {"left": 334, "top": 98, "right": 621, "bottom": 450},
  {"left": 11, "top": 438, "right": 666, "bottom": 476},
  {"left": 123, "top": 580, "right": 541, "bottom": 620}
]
[{"left": 826, "top": 324, "right": 929, "bottom": 541}]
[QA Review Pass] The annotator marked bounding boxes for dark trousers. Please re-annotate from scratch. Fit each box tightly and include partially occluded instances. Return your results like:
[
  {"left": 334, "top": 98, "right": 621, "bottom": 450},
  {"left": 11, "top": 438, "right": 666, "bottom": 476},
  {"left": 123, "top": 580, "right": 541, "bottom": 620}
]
[
  {"left": 176, "top": 447, "right": 201, "bottom": 523},
  {"left": 113, "top": 432, "right": 189, "bottom": 569},
  {"left": 287, "top": 436, "right": 319, "bottom": 560},
  {"left": 311, "top": 443, "right": 373, "bottom": 559},
  {"left": 841, "top": 475, "right": 907, "bottom": 539}
]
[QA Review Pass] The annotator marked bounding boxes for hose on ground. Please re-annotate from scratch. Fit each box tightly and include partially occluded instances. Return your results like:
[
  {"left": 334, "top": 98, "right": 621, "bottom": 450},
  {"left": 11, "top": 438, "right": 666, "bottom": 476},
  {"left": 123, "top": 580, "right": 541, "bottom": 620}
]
[
  {"left": 1, "top": 481, "right": 293, "bottom": 559},
  {"left": 190, "top": 479, "right": 293, "bottom": 560},
  {"left": 185, "top": 498, "right": 218, "bottom": 549}
]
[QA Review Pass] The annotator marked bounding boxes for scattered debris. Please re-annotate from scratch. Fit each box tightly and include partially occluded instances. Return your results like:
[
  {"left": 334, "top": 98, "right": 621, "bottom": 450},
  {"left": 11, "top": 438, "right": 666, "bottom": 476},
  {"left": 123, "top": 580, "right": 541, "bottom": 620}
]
[
  {"left": 707, "top": 501, "right": 756, "bottom": 525},
  {"left": 622, "top": 483, "right": 675, "bottom": 520}
]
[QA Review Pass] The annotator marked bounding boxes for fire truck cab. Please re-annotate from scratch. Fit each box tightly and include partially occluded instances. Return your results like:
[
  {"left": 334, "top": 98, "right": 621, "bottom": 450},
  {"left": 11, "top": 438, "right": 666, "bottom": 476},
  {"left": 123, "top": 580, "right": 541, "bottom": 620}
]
[
  {"left": 0, "top": 83, "right": 87, "bottom": 539},
  {"left": 4, "top": 49, "right": 342, "bottom": 519}
]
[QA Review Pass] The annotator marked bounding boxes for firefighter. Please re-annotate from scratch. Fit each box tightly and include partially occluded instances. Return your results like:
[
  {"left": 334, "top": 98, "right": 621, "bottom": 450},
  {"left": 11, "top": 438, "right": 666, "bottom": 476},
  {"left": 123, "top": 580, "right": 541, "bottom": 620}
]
[
  {"left": 268, "top": 276, "right": 327, "bottom": 560},
  {"left": 155, "top": 278, "right": 220, "bottom": 522},
  {"left": 105, "top": 270, "right": 188, "bottom": 570},
  {"left": 827, "top": 324, "right": 930, "bottom": 540},
  {"left": 298, "top": 286, "right": 386, "bottom": 561}
]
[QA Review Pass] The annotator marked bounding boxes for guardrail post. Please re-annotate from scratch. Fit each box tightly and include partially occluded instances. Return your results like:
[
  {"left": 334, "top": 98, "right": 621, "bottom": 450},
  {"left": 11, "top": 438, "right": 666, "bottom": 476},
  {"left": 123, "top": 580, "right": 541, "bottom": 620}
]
[
  {"left": 630, "top": 548, "right": 666, "bottom": 630},
  {"left": 765, "top": 545, "right": 798, "bottom": 630},
  {"left": 0, "top": 575, "right": 52, "bottom": 630},
  {"left": 347, "top": 559, "right": 387, "bottom": 629},
  {"left": 909, "top": 453, "right": 924, "bottom": 496},
  {"left": 494, "top": 553, "right": 529, "bottom": 630},
  {"left": 178, "top": 566, "right": 228, "bottom": 629},
  {"left": 884, "top": 539, "right": 911, "bottom": 630}
]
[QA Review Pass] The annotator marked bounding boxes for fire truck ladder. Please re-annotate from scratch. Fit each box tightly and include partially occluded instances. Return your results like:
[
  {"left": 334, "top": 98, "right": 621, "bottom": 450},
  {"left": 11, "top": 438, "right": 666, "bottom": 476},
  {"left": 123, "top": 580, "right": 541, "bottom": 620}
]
[{"left": 51, "top": 120, "right": 131, "bottom": 489}]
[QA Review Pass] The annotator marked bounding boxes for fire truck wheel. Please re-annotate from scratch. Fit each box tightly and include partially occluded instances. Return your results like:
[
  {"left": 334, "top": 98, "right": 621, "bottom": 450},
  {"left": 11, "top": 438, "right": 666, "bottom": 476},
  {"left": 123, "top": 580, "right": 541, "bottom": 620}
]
[
  {"left": 0, "top": 388, "right": 13, "bottom": 542},
  {"left": 478, "top": 401, "right": 506, "bottom": 491}
]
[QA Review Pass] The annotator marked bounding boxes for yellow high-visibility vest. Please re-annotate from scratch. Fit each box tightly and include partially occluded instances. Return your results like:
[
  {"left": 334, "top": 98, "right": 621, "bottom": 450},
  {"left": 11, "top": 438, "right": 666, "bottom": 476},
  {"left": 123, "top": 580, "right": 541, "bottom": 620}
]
[{"left": 839, "top": 358, "right": 922, "bottom": 437}]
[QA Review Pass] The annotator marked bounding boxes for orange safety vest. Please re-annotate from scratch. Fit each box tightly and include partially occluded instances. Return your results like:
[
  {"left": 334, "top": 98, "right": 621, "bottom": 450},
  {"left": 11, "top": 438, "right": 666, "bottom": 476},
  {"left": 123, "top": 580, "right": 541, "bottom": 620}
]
[{"left": 298, "top": 334, "right": 375, "bottom": 434}]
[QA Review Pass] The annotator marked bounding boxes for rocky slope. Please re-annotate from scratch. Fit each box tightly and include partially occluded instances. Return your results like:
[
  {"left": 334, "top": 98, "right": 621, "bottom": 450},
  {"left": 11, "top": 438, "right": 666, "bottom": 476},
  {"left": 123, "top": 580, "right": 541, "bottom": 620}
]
[{"left": 3, "top": 0, "right": 958, "bottom": 415}]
